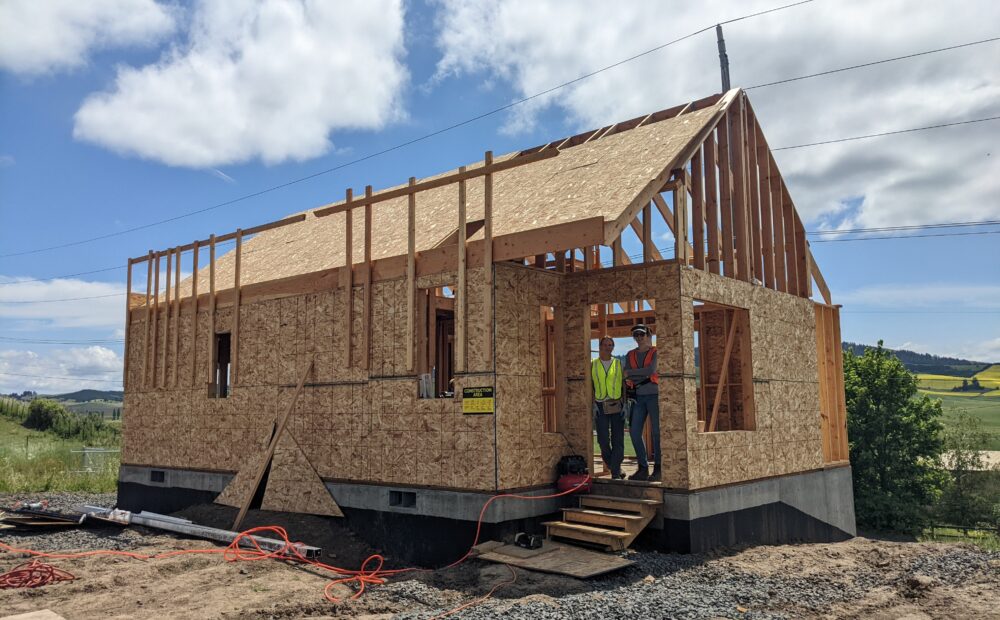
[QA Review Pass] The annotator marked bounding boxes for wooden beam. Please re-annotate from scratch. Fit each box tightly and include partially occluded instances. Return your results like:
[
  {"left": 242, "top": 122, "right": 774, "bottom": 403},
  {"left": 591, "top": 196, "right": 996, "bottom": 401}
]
[
  {"left": 746, "top": 106, "right": 764, "bottom": 283},
  {"left": 770, "top": 152, "right": 788, "bottom": 292},
  {"left": 172, "top": 247, "right": 181, "bottom": 387},
  {"left": 781, "top": 182, "right": 799, "bottom": 296},
  {"left": 406, "top": 178, "right": 416, "bottom": 373},
  {"left": 673, "top": 175, "right": 689, "bottom": 263},
  {"left": 363, "top": 185, "right": 373, "bottom": 371},
  {"left": 232, "top": 357, "right": 314, "bottom": 532},
  {"left": 129, "top": 213, "right": 307, "bottom": 263},
  {"left": 642, "top": 203, "right": 652, "bottom": 262},
  {"left": 717, "top": 112, "right": 735, "bottom": 279},
  {"left": 344, "top": 189, "right": 353, "bottom": 368},
  {"left": 313, "top": 149, "right": 558, "bottom": 218},
  {"left": 232, "top": 230, "right": 242, "bottom": 386},
  {"left": 650, "top": 193, "right": 694, "bottom": 257},
  {"left": 190, "top": 241, "right": 199, "bottom": 386},
  {"left": 708, "top": 311, "right": 738, "bottom": 432},
  {"left": 123, "top": 259, "right": 133, "bottom": 391},
  {"left": 704, "top": 133, "right": 721, "bottom": 275},
  {"left": 756, "top": 120, "right": 776, "bottom": 290},
  {"left": 730, "top": 100, "right": 751, "bottom": 281},
  {"left": 612, "top": 235, "right": 623, "bottom": 267},
  {"left": 484, "top": 151, "right": 494, "bottom": 366},
  {"left": 161, "top": 248, "right": 171, "bottom": 388},
  {"left": 208, "top": 234, "right": 217, "bottom": 387},
  {"left": 796, "top": 214, "right": 811, "bottom": 298},
  {"left": 142, "top": 251, "right": 153, "bottom": 388},
  {"left": 831, "top": 306, "right": 848, "bottom": 460},
  {"left": 456, "top": 167, "right": 467, "bottom": 373},
  {"left": 628, "top": 215, "right": 662, "bottom": 261},
  {"left": 816, "top": 305, "right": 832, "bottom": 461},
  {"left": 810, "top": 247, "right": 832, "bottom": 304},
  {"left": 691, "top": 145, "right": 705, "bottom": 270}
]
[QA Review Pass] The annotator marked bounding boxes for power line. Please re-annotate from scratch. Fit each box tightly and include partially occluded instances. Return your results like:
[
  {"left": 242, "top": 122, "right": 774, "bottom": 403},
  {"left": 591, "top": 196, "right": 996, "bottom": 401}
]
[
  {"left": 0, "top": 371, "right": 122, "bottom": 384},
  {"left": 0, "top": 266, "right": 126, "bottom": 287},
  {"left": 0, "top": 293, "right": 124, "bottom": 304},
  {"left": 0, "top": 1, "right": 818, "bottom": 261},
  {"left": 811, "top": 229, "right": 1000, "bottom": 242},
  {"left": 0, "top": 336, "right": 124, "bottom": 344},
  {"left": 745, "top": 37, "right": 1000, "bottom": 90},
  {"left": 808, "top": 219, "right": 1000, "bottom": 235},
  {"left": 772, "top": 116, "right": 1000, "bottom": 150}
]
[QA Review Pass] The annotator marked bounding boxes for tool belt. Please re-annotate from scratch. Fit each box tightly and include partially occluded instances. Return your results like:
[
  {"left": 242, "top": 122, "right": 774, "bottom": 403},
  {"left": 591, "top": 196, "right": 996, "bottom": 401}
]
[
  {"left": 598, "top": 399, "right": 623, "bottom": 415},
  {"left": 625, "top": 377, "right": 652, "bottom": 400}
]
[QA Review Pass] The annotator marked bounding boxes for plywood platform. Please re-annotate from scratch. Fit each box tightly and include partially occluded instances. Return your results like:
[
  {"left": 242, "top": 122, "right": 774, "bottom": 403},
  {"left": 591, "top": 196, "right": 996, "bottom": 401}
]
[{"left": 474, "top": 540, "right": 633, "bottom": 578}]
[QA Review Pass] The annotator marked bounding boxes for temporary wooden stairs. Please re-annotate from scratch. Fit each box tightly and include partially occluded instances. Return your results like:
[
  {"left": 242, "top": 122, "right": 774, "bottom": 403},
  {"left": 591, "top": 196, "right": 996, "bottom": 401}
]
[{"left": 543, "top": 494, "right": 661, "bottom": 552}]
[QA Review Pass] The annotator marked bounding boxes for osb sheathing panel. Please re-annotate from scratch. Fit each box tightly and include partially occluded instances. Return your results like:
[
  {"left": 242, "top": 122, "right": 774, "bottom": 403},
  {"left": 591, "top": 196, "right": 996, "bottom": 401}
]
[
  {"left": 164, "top": 104, "right": 720, "bottom": 300},
  {"left": 262, "top": 432, "right": 344, "bottom": 517},
  {"left": 681, "top": 269, "right": 823, "bottom": 490},
  {"left": 124, "top": 270, "right": 498, "bottom": 492}
]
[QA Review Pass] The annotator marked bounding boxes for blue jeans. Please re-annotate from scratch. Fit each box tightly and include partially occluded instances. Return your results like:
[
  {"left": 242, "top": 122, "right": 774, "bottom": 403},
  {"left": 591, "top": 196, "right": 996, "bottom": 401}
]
[
  {"left": 629, "top": 393, "right": 660, "bottom": 469},
  {"left": 594, "top": 402, "right": 625, "bottom": 476}
]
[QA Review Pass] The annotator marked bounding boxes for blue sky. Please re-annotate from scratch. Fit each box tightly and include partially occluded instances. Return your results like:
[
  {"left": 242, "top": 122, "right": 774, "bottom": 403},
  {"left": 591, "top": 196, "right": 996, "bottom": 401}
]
[{"left": 1, "top": 0, "right": 998, "bottom": 393}]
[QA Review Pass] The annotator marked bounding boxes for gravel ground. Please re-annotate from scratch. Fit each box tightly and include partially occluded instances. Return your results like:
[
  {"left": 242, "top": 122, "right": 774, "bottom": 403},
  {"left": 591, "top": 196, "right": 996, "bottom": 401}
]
[{"left": 2, "top": 492, "right": 998, "bottom": 619}]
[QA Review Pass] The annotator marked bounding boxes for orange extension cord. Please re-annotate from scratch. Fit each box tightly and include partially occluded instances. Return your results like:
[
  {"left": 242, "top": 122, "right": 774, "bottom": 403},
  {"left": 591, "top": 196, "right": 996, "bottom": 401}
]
[{"left": 0, "top": 477, "right": 589, "bottom": 615}]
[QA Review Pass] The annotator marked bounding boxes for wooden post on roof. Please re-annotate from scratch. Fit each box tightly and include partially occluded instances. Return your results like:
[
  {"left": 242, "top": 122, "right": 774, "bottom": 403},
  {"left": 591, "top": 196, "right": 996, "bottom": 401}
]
[
  {"left": 123, "top": 259, "right": 133, "bottom": 391},
  {"left": 142, "top": 251, "right": 153, "bottom": 388},
  {"left": 484, "top": 151, "right": 494, "bottom": 363},
  {"left": 717, "top": 113, "right": 735, "bottom": 278},
  {"left": 746, "top": 107, "right": 764, "bottom": 283},
  {"left": 406, "top": 178, "right": 416, "bottom": 373},
  {"left": 642, "top": 202, "right": 652, "bottom": 262},
  {"left": 232, "top": 230, "right": 242, "bottom": 385},
  {"left": 172, "top": 247, "right": 181, "bottom": 387},
  {"left": 673, "top": 175, "right": 688, "bottom": 263},
  {"left": 190, "top": 241, "right": 199, "bottom": 386},
  {"left": 770, "top": 153, "right": 788, "bottom": 292},
  {"left": 691, "top": 145, "right": 705, "bottom": 270},
  {"left": 730, "top": 101, "right": 751, "bottom": 282},
  {"left": 364, "top": 185, "right": 373, "bottom": 371},
  {"left": 161, "top": 248, "right": 171, "bottom": 388},
  {"left": 704, "top": 133, "right": 721, "bottom": 275},
  {"left": 344, "top": 189, "right": 353, "bottom": 368},
  {"left": 757, "top": 125, "right": 776, "bottom": 289},
  {"left": 208, "top": 235, "right": 217, "bottom": 387},
  {"left": 456, "top": 167, "right": 468, "bottom": 373}
]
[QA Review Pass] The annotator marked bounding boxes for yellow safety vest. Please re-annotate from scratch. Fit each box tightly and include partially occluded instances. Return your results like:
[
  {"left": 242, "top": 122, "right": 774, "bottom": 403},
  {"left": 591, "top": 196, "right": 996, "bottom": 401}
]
[{"left": 592, "top": 358, "right": 623, "bottom": 400}]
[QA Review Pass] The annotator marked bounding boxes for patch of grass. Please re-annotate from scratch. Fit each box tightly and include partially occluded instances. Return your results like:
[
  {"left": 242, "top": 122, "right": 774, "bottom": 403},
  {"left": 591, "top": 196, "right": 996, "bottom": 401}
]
[
  {"left": 593, "top": 431, "right": 637, "bottom": 458},
  {"left": 0, "top": 417, "right": 119, "bottom": 493},
  {"left": 921, "top": 526, "right": 1000, "bottom": 551},
  {"left": 922, "top": 391, "right": 1000, "bottom": 450}
]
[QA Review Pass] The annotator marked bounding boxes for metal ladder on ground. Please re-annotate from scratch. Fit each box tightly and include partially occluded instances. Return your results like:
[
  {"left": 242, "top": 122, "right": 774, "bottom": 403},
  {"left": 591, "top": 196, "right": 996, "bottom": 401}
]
[{"left": 543, "top": 494, "right": 662, "bottom": 552}]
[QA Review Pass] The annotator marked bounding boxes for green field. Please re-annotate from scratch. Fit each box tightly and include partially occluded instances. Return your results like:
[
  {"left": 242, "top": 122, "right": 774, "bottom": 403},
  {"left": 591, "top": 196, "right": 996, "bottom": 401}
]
[
  {"left": 918, "top": 390, "right": 1000, "bottom": 450},
  {"left": 63, "top": 399, "right": 122, "bottom": 419},
  {"left": 0, "top": 417, "right": 119, "bottom": 493}
]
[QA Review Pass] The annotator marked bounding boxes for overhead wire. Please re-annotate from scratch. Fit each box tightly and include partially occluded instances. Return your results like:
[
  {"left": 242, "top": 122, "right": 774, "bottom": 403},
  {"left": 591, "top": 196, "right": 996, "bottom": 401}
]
[
  {"left": 0, "top": 372, "right": 122, "bottom": 384},
  {"left": 772, "top": 116, "right": 1000, "bottom": 150}
]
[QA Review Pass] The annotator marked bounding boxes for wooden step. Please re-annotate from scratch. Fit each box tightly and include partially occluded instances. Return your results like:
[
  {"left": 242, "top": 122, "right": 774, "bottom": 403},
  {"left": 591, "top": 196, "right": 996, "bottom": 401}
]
[
  {"left": 563, "top": 508, "right": 646, "bottom": 532},
  {"left": 543, "top": 520, "right": 632, "bottom": 551},
  {"left": 579, "top": 494, "right": 662, "bottom": 514}
]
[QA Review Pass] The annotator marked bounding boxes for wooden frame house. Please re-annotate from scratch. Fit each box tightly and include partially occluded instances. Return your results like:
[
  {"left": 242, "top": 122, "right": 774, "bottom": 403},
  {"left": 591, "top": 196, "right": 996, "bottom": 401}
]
[{"left": 118, "top": 88, "right": 855, "bottom": 561}]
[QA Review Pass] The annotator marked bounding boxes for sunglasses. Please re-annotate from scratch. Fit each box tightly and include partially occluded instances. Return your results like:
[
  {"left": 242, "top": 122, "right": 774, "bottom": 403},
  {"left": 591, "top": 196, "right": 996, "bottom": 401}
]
[{"left": 633, "top": 333, "right": 648, "bottom": 339}]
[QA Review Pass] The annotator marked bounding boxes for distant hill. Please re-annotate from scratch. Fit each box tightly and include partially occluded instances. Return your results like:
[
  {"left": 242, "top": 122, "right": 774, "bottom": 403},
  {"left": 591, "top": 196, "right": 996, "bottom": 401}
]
[
  {"left": 44, "top": 389, "right": 124, "bottom": 403},
  {"left": 842, "top": 342, "right": 992, "bottom": 377}
]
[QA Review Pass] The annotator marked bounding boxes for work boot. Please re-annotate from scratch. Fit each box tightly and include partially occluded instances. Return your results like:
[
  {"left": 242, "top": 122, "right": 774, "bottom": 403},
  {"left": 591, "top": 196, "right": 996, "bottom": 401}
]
[
  {"left": 650, "top": 465, "right": 661, "bottom": 481},
  {"left": 629, "top": 467, "right": 649, "bottom": 481}
]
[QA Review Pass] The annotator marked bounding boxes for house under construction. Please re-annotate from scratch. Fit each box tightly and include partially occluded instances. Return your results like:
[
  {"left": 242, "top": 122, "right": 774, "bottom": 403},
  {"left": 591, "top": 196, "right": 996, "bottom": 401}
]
[{"left": 117, "top": 88, "right": 856, "bottom": 563}]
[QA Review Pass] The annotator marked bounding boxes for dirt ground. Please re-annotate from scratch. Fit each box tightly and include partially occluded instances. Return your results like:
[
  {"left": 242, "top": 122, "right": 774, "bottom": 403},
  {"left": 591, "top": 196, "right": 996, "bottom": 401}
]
[{"left": 0, "top": 500, "right": 998, "bottom": 619}]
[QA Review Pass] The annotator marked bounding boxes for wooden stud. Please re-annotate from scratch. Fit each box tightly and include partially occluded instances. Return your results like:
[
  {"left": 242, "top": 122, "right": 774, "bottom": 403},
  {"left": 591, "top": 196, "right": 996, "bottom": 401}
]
[
  {"left": 190, "top": 241, "right": 199, "bottom": 386},
  {"left": 123, "top": 259, "right": 133, "bottom": 391},
  {"left": 363, "top": 185, "right": 373, "bottom": 371},
  {"left": 673, "top": 181, "right": 688, "bottom": 262},
  {"left": 612, "top": 236, "right": 623, "bottom": 267},
  {"left": 730, "top": 102, "right": 750, "bottom": 281},
  {"left": 717, "top": 113, "right": 735, "bottom": 278},
  {"left": 208, "top": 234, "right": 217, "bottom": 386},
  {"left": 782, "top": 183, "right": 800, "bottom": 296},
  {"left": 142, "top": 251, "right": 153, "bottom": 388},
  {"left": 704, "top": 133, "right": 721, "bottom": 275},
  {"left": 629, "top": 217, "right": 663, "bottom": 261},
  {"left": 770, "top": 153, "right": 788, "bottom": 293},
  {"left": 456, "top": 167, "right": 467, "bottom": 373},
  {"left": 816, "top": 306, "right": 832, "bottom": 461},
  {"left": 232, "top": 357, "right": 314, "bottom": 531},
  {"left": 810, "top": 248, "right": 832, "bottom": 305},
  {"left": 796, "top": 215, "right": 810, "bottom": 298},
  {"left": 232, "top": 229, "right": 242, "bottom": 386},
  {"left": 162, "top": 249, "right": 171, "bottom": 388},
  {"left": 831, "top": 306, "right": 848, "bottom": 460},
  {"left": 553, "top": 307, "right": 566, "bottom": 432},
  {"left": 757, "top": 125, "right": 776, "bottom": 290},
  {"left": 344, "top": 189, "right": 353, "bottom": 368},
  {"left": 484, "top": 153, "right": 493, "bottom": 366},
  {"left": 691, "top": 145, "right": 705, "bottom": 271},
  {"left": 172, "top": 247, "right": 181, "bottom": 387},
  {"left": 746, "top": 108, "right": 764, "bottom": 282},
  {"left": 708, "top": 311, "right": 738, "bottom": 432},
  {"left": 642, "top": 202, "right": 652, "bottom": 263},
  {"left": 406, "top": 178, "right": 416, "bottom": 372}
]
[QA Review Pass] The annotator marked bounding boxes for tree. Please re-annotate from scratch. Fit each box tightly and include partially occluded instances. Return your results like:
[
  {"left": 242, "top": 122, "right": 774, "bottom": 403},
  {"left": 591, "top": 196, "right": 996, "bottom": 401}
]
[
  {"left": 844, "top": 341, "right": 947, "bottom": 533},
  {"left": 937, "top": 411, "right": 1000, "bottom": 526}
]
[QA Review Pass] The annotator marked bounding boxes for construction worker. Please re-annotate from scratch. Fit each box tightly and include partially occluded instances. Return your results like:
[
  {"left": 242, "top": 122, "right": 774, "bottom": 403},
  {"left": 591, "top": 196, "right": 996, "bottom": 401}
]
[
  {"left": 592, "top": 336, "right": 625, "bottom": 479},
  {"left": 624, "top": 324, "right": 659, "bottom": 481}
]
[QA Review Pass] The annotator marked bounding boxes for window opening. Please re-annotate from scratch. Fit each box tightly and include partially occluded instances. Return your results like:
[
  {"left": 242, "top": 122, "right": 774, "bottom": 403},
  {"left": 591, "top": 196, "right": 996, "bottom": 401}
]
[
  {"left": 418, "top": 286, "right": 455, "bottom": 398},
  {"left": 210, "top": 332, "right": 231, "bottom": 398},
  {"left": 693, "top": 301, "right": 755, "bottom": 431}
]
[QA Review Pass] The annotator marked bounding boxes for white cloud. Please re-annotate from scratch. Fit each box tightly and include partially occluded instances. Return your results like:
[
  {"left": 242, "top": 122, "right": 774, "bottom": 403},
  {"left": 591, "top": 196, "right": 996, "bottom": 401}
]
[
  {"left": 838, "top": 283, "right": 1000, "bottom": 309},
  {"left": 0, "top": 347, "right": 123, "bottom": 394},
  {"left": 0, "top": 276, "right": 125, "bottom": 329},
  {"left": 0, "top": 0, "right": 177, "bottom": 75},
  {"left": 432, "top": 0, "right": 1000, "bottom": 229},
  {"left": 73, "top": 0, "right": 408, "bottom": 167}
]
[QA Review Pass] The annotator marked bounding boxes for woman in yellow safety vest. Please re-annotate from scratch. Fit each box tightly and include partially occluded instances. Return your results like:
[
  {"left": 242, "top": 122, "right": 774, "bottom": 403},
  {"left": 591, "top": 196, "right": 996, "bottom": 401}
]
[{"left": 592, "top": 336, "right": 626, "bottom": 479}]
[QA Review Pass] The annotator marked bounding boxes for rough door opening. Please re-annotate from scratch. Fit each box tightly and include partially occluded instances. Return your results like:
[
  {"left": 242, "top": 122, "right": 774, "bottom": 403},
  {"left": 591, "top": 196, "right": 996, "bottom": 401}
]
[
  {"left": 589, "top": 300, "right": 657, "bottom": 478},
  {"left": 693, "top": 301, "right": 755, "bottom": 431},
  {"left": 211, "top": 332, "right": 231, "bottom": 398},
  {"left": 418, "top": 286, "right": 455, "bottom": 398}
]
